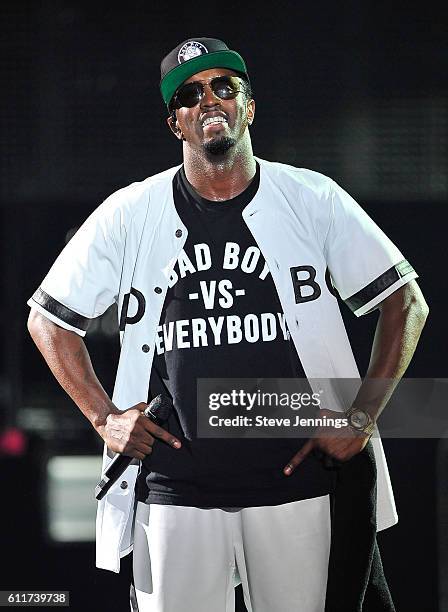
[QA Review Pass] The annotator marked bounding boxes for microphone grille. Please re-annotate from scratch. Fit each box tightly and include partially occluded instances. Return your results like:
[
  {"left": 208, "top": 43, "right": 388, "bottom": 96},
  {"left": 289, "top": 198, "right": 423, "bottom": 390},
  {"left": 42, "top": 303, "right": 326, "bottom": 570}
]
[{"left": 145, "top": 394, "right": 173, "bottom": 423}]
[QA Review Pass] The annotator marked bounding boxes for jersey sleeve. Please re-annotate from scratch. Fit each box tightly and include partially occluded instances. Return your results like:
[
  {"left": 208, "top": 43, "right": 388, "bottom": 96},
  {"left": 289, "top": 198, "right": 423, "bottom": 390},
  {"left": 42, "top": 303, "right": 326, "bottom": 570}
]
[
  {"left": 325, "top": 179, "right": 418, "bottom": 317},
  {"left": 27, "top": 199, "right": 124, "bottom": 336}
]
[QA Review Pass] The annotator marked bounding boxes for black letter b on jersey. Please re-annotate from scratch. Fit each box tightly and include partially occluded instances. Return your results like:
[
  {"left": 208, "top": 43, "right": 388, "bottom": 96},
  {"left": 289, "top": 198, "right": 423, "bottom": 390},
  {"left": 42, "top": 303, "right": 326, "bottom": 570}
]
[{"left": 290, "top": 266, "right": 321, "bottom": 304}]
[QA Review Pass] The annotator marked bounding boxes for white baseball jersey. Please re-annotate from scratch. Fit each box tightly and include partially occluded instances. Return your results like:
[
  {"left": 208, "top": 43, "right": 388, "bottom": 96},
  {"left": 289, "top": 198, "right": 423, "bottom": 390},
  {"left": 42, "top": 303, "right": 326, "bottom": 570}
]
[{"left": 28, "top": 157, "right": 417, "bottom": 573}]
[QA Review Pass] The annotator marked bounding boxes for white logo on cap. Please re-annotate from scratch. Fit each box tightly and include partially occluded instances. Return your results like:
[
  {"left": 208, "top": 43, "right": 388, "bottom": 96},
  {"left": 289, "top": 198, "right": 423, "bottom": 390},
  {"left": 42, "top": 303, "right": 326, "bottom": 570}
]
[{"left": 177, "top": 41, "right": 208, "bottom": 64}]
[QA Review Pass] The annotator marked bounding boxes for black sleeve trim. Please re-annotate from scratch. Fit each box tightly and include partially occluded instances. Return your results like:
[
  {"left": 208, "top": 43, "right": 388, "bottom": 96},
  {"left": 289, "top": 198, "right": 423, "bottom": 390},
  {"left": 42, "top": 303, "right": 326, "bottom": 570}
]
[
  {"left": 32, "top": 287, "right": 91, "bottom": 331},
  {"left": 345, "top": 260, "right": 415, "bottom": 313}
]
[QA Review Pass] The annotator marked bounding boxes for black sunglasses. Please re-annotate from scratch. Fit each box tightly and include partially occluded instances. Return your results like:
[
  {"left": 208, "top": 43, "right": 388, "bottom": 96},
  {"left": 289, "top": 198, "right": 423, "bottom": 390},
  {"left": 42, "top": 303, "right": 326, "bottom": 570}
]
[{"left": 171, "top": 75, "right": 243, "bottom": 110}]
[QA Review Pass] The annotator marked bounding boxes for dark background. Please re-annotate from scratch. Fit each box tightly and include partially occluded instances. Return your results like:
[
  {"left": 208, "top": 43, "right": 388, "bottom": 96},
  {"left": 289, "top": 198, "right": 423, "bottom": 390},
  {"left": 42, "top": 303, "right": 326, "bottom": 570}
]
[{"left": 1, "top": 2, "right": 447, "bottom": 611}]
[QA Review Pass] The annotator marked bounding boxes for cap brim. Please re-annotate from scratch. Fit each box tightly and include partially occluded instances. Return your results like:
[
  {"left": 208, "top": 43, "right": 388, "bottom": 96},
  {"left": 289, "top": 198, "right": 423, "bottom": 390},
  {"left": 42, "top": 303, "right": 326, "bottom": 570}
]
[{"left": 160, "top": 50, "right": 247, "bottom": 107}]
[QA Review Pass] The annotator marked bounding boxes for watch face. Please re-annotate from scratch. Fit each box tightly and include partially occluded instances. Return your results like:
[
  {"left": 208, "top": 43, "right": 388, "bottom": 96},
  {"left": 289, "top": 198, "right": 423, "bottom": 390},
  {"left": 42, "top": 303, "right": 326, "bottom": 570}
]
[{"left": 349, "top": 410, "right": 369, "bottom": 429}]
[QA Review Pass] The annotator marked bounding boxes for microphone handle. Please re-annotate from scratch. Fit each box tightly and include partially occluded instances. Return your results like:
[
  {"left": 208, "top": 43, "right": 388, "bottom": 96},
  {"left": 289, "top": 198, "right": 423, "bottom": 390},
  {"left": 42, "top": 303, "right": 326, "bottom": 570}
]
[{"left": 95, "top": 408, "right": 162, "bottom": 501}]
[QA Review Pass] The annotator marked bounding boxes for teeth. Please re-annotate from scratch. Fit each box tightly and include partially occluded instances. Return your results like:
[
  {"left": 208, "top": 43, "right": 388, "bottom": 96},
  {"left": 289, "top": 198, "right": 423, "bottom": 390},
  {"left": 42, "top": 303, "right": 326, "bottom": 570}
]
[{"left": 203, "top": 116, "right": 227, "bottom": 127}]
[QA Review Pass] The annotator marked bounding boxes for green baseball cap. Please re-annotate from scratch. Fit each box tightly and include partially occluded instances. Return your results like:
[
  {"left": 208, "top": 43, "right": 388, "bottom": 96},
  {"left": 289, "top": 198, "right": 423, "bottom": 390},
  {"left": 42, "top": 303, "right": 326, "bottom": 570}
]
[{"left": 160, "top": 37, "right": 249, "bottom": 108}]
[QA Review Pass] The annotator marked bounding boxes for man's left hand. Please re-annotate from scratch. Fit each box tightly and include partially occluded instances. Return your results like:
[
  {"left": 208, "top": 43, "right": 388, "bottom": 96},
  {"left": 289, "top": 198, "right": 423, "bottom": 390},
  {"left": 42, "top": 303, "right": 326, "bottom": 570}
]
[{"left": 283, "top": 409, "right": 371, "bottom": 475}]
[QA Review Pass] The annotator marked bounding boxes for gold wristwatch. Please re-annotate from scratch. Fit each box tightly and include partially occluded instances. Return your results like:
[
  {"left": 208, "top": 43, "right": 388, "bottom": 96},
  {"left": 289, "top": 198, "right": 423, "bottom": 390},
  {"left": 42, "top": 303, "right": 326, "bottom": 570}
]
[{"left": 344, "top": 406, "right": 375, "bottom": 436}]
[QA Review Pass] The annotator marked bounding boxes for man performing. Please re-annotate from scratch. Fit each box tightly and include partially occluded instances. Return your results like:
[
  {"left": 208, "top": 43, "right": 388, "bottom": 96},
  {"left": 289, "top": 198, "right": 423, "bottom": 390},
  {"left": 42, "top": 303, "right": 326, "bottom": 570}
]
[{"left": 27, "top": 37, "right": 428, "bottom": 611}]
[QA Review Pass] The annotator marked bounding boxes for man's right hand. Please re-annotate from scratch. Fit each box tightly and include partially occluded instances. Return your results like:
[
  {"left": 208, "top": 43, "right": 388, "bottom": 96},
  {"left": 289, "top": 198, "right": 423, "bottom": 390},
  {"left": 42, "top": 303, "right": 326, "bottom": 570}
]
[
  {"left": 98, "top": 402, "right": 182, "bottom": 461},
  {"left": 27, "top": 312, "right": 182, "bottom": 461}
]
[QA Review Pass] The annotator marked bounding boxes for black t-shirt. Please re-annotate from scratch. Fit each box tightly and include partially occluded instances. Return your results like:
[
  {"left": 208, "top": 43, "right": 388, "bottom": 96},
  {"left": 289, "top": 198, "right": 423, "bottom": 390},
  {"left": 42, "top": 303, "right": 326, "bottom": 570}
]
[{"left": 137, "top": 163, "right": 333, "bottom": 507}]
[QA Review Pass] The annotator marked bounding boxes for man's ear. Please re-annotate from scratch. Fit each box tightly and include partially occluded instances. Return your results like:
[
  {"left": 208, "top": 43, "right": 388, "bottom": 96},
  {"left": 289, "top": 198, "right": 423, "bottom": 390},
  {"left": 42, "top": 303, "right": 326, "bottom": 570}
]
[
  {"left": 246, "top": 98, "right": 255, "bottom": 126},
  {"left": 166, "top": 112, "right": 184, "bottom": 141}
]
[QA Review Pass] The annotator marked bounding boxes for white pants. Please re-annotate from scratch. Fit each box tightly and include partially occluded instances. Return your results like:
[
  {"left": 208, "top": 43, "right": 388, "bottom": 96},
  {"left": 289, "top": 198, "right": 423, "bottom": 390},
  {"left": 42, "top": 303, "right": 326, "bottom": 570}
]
[{"left": 132, "top": 495, "right": 331, "bottom": 612}]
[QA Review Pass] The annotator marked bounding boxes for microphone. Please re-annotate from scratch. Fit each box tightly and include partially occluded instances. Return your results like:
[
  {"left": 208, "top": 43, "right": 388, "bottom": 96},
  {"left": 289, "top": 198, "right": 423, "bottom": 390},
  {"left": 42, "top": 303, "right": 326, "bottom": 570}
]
[{"left": 95, "top": 394, "right": 173, "bottom": 500}]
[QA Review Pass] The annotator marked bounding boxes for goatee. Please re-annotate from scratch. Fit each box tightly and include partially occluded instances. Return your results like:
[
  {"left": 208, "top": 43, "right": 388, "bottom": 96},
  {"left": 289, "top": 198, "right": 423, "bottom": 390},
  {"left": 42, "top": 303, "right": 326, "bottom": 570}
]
[{"left": 203, "top": 136, "right": 236, "bottom": 157}]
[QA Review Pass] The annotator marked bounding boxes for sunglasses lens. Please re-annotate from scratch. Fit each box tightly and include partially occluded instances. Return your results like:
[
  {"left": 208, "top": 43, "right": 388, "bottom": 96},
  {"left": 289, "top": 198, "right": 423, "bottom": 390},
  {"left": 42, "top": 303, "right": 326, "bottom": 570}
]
[
  {"left": 212, "top": 77, "right": 240, "bottom": 99},
  {"left": 175, "top": 83, "right": 202, "bottom": 108}
]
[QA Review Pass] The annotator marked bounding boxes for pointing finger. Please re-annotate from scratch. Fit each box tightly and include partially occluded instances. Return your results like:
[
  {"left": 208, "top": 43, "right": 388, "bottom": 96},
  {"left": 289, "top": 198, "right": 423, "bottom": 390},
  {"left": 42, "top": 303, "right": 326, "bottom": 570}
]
[
  {"left": 283, "top": 438, "right": 314, "bottom": 475},
  {"left": 142, "top": 419, "right": 181, "bottom": 449}
]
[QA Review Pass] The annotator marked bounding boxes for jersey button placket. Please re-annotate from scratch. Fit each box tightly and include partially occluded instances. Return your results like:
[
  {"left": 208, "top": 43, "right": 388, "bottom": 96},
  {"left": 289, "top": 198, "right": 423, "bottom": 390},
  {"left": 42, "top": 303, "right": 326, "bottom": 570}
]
[{"left": 148, "top": 283, "right": 164, "bottom": 355}]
